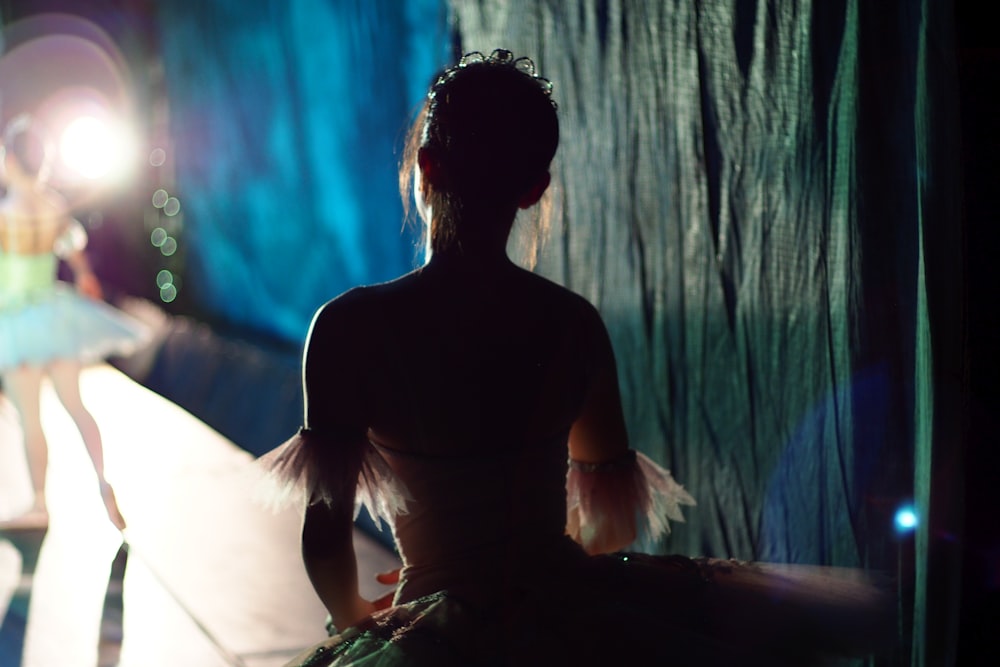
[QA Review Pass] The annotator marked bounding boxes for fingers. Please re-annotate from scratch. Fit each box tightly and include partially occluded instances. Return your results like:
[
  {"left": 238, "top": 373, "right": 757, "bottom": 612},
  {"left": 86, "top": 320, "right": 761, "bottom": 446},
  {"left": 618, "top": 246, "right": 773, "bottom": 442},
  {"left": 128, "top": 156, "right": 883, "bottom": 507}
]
[
  {"left": 372, "top": 590, "right": 395, "bottom": 611},
  {"left": 76, "top": 274, "right": 103, "bottom": 300},
  {"left": 372, "top": 568, "right": 399, "bottom": 611},
  {"left": 375, "top": 568, "right": 401, "bottom": 585}
]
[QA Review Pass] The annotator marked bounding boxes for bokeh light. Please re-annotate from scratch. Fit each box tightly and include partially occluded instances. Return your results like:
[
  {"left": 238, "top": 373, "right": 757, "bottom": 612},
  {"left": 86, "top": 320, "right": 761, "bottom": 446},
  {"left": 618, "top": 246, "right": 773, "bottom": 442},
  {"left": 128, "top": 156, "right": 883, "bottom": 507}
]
[
  {"left": 156, "top": 267, "right": 178, "bottom": 303},
  {"left": 149, "top": 147, "right": 166, "bottom": 167},
  {"left": 156, "top": 269, "right": 173, "bottom": 289},
  {"left": 150, "top": 227, "right": 168, "bottom": 247},
  {"left": 894, "top": 505, "right": 918, "bottom": 533},
  {"left": 160, "top": 237, "right": 178, "bottom": 256},
  {"left": 163, "top": 197, "right": 181, "bottom": 217},
  {"left": 159, "top": 283, "right": 178, "bottom": 303}
]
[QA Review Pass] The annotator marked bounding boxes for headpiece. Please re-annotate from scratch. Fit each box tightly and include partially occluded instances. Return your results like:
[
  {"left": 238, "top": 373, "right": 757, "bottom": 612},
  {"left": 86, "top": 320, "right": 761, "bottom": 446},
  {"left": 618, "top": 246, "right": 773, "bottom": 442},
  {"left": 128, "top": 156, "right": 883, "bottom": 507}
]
[{"left": 427, "top": 49, "right": 556, "bottom": 109}]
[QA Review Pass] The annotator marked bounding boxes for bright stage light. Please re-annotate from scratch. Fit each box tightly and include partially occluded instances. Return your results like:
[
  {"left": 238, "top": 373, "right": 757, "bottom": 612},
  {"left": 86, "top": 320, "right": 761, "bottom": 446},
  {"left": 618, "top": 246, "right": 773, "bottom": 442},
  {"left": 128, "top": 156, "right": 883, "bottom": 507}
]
[
  {"left": 59, "top": 114, "right": 134, "bottom": 181},
  {"left": 894, "top": 505, "right": 918, "bottom": 533}
]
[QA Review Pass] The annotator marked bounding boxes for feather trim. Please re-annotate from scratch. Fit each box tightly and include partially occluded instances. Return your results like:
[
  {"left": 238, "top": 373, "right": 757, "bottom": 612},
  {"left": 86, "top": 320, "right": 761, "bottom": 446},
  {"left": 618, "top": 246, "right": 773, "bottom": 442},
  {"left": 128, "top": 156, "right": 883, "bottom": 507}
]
[
  {"left": 256, "top": 428, "right": 409, "bottom": 529},
  {"left": 566, "top": 450, "right": 695, "bottom": 553}
]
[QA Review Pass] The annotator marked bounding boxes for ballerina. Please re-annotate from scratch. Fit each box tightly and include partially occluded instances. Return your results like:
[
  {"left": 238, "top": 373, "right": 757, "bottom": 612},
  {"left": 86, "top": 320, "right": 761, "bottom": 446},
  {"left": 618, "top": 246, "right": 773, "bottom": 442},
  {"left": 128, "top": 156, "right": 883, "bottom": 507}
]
[
  {"left": 262, "top": 50, "right": 893, "bottom": 666},
  {"left": 0, "top": 115, "right": 145, "bottom": 532}
]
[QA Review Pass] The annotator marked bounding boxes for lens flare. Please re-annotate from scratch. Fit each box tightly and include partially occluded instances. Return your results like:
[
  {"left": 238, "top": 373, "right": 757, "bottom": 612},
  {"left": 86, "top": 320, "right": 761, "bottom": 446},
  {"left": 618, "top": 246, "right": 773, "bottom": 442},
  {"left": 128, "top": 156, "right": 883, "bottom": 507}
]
[
  {"left": 894, "top": 506, "right": 918, "bottom": 533},
  {"left": 59, "top": 114, "right": 131, "bottom": 180}
]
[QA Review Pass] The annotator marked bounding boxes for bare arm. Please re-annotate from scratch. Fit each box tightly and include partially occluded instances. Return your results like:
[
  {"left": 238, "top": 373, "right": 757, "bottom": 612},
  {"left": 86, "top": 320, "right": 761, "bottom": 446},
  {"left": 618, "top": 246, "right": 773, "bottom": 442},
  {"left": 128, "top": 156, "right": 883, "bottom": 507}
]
[
  {"left": 298, "top": 293, "right": 376, "bottom": 629},
  {"left": 64, "top": 245, "right": 103, "bottom": 299},
  {"left": 302, "top": 498, "right": 374, "bottom": 630},
  {"left": 568, "top": 303, "right": 630, "bottom": 464},
  {"left": 566, "top": 303, "right": 636, "bottom": 553},
  {"left": 49, "top": 209, "right": 102, "bottom": 299}
]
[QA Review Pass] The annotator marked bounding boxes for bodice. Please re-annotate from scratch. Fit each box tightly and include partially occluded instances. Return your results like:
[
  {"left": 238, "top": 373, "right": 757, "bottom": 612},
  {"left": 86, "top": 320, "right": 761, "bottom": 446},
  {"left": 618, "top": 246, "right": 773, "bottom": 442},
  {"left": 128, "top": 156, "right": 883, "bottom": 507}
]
[
  {"left": 0, "top": 252, "right": 57, "bottom": 308},
  {"left": 370, "top": 434, "right": 578, "bottom": 605}
]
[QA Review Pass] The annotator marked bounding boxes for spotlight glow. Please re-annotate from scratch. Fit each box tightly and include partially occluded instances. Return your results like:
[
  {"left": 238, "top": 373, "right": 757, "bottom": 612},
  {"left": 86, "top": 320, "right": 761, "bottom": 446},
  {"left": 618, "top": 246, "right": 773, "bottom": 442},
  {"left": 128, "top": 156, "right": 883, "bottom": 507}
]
[
  {"left": 59, "top": 114, "right": 133, "bottom": 180},
  {"left": 894, "top": 506, "right": 918, "bottom": 532}
]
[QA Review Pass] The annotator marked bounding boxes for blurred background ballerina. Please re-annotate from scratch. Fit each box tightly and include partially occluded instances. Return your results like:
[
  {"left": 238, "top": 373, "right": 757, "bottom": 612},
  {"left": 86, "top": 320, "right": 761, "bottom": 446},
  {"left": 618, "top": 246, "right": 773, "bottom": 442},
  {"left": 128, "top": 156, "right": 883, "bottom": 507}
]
[{"left": 0, "top": 114, "right": 146, "bottom": 532}]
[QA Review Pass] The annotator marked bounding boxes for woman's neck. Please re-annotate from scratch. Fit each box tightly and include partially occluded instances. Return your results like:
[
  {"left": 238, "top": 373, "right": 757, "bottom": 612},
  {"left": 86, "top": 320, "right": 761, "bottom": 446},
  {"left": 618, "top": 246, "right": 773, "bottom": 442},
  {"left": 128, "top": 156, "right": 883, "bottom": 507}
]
[
  {"left": 428, "top": 206, "right": 518, "bottom": 267},
  {"left": 427, "top": 243, "right": 514, "bottom": 271}
]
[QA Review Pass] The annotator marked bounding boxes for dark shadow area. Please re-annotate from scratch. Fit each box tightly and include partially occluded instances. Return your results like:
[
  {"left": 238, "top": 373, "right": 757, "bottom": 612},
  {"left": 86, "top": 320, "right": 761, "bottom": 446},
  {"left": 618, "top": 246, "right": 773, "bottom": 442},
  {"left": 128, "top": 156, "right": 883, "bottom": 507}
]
[
  {"left": 0, "top": 529, "right": 127, "bottom": 667},
  {"left": 0, "top": 527, "right": 45, "bottom": 666},
  {"left": 955, "top": 0, "right": 1000, "bottom": 664},
  {"left": 98, "top": 544, "right": 128, "bottom": 667}
]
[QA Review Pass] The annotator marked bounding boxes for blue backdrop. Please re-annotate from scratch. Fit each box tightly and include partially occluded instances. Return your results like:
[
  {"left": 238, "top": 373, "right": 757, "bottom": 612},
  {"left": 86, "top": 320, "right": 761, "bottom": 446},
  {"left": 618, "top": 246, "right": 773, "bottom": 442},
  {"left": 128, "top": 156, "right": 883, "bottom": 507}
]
[{"left": 157, "top": 0, "right": 448, "bottom": 343}]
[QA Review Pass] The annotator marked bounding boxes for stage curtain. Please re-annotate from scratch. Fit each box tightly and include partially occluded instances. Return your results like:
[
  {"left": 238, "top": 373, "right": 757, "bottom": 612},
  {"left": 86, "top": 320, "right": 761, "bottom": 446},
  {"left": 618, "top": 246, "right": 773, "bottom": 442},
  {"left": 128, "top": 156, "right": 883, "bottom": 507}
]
[
  {"left": 151, "top": 0, "right": 963, "bottom": 661},
  {"left": 450, "top": 1, "right": 961, "bottom": 664},
  {"left": 154, "top": 0, "right": 448, "bottom": 343}
]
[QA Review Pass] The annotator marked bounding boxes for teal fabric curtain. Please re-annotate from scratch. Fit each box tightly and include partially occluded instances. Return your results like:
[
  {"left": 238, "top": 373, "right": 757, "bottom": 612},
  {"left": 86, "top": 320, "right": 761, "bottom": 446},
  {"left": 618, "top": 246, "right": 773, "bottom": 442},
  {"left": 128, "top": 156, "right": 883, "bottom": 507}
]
[
  {"left": 155, "top": 0, "right": 449, "bottom": 343},
  {"left": 149, "top": 0, "right": 963, "bottom": 662},
  {"left": 450, "top": 1, "right": 961, "bottom": 663}
]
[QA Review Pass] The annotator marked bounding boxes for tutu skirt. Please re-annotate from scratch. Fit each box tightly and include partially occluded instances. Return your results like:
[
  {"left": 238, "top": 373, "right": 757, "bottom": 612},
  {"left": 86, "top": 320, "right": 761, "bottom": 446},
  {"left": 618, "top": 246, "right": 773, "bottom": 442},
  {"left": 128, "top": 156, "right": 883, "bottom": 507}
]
[
  {"left": 0, "top": 282, "right": 148, "bottom": 373},
  {"left": 264, "top": 435, "right": 893, "bottom": 666},
  {"left": 284, "top": 553, "right": 894, "bottom": 667}
]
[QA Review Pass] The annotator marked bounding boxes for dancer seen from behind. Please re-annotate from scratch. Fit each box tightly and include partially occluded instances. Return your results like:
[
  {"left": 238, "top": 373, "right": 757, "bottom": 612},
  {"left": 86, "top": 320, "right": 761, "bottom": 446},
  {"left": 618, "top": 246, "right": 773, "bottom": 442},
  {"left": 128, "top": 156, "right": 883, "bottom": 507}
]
[
  {"left": 0, "top": 115, "right": 145, "bottom": 532},
  {"left": 263, "top": 50, "right": 893, "bottom": 666}
]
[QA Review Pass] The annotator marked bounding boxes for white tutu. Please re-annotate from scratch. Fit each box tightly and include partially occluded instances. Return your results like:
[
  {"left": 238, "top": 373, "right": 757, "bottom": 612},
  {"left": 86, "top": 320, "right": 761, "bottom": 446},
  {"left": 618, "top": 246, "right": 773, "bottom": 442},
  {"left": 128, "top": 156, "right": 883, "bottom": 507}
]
[{"left": 0, "top": 281, "right": 149, "bottom": 372}]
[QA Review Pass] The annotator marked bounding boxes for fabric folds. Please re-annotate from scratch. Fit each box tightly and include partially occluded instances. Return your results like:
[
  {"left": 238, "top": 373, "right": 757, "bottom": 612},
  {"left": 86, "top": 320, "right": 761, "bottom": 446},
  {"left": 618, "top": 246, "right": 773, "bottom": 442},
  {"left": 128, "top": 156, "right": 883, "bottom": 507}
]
[{"left": 284, "top": 554, "right": 893, "bottom": 667}]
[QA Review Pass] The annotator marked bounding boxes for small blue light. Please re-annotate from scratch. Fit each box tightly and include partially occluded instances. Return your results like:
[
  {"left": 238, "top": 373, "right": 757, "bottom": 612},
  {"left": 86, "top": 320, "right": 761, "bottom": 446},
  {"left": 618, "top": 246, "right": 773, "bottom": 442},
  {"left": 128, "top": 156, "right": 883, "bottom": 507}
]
[{"left": 894, "top": 506, "right": 918, "bottom": 532}]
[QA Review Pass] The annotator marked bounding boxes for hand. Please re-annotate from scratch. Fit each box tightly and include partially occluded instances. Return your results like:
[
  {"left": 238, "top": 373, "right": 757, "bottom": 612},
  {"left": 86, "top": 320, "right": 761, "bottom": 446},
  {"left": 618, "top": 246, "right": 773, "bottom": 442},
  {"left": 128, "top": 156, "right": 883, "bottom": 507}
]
[
  {"left": 372, "top": 568, "right": 400, "bottom": 610},
  {"left": 76, "top": 272, "right": 103, "bottom": 300},
  {"left": 372, "top": 590, "right": 395, "bottom": 611},
  {"left": 332, "top": 595, "right": 377, "bottom": 633},
  {"left": 375, "top": 568, "right": 400, "bottom": 586}
]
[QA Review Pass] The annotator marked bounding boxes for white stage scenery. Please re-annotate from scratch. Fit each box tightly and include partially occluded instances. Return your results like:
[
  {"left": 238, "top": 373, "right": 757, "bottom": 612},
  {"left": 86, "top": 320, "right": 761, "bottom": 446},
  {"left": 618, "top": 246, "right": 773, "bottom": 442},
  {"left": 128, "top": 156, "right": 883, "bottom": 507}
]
[{"left": 0, "top": 364, "right": 400, "bottom": 667}]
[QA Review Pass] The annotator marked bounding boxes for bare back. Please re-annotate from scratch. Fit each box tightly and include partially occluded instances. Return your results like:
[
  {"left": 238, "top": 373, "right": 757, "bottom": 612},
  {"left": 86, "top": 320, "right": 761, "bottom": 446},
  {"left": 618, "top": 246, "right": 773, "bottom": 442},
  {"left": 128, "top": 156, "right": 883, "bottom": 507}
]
[
  {"left": 0, "top": 189, "right": 70, "bottom": 255},
  {"left": 303, "top": 259, "right": 602, "bottom": 458}
]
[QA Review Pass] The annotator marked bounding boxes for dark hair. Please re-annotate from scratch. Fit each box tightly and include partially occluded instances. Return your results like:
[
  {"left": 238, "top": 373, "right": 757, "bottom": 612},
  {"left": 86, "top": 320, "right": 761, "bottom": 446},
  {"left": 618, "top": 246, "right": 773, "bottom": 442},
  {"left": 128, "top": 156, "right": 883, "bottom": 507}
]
[
  {"left": 2, "top": 115, "right": 52, "bottom": 180},
  {"left": 400, "top": 50, "right": 559, "bottom": 256}
]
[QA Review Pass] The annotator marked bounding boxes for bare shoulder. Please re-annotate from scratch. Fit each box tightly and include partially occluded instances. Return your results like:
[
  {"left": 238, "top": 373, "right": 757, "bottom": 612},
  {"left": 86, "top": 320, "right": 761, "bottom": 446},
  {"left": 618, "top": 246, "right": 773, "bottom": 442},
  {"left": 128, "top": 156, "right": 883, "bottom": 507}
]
[
  {"left": 0, "top": 189, "right": 68, "bottom": 224},
  {"left": 516, "top": 269, "right": 605, "bottom": 329},
  {"left": 308, "top": 269, "right": 419, "bottom": 344},
  {"left": 39, "top": 188, "right": 69, "bottom": 215},
  {"left": 309, "top": 285, "right": 376, "bottom": 344}
]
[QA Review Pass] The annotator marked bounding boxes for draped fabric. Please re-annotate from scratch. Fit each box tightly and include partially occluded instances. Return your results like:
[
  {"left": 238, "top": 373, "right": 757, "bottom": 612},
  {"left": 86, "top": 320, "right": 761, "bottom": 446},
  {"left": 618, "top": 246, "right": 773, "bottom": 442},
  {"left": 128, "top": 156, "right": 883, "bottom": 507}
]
[
  {"left": 450, "top": 1, "right": 961, "bottom": 664},
  {"left": 155, "top": 0, "right": 448, "bottom": 342},
  {"left": 149, "top": 1, "right": 963, "bottom": 663}
]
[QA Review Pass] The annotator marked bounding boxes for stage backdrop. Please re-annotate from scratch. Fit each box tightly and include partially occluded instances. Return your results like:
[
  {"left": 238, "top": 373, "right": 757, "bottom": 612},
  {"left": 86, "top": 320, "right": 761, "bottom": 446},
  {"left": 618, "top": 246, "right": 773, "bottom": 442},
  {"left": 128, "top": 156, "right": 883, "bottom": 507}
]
[
  {"left": 154, "top": 2, "right": 963, "bottom": 664},
  {"left": 155, "top": 0, "right": 448, "bottom": 344},
  {"left": 449, "top": 1, "right": 961, "bottom": 666}
]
